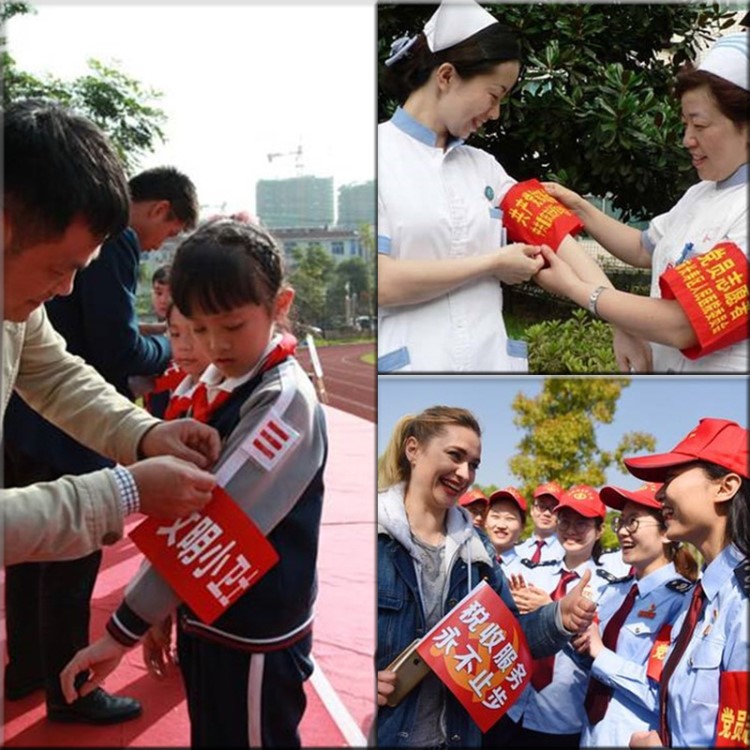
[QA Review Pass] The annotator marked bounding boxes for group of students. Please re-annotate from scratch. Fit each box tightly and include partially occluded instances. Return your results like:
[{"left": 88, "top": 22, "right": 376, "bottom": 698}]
[
  {"left": 3, "top": 98, "right": 326, "bottom": 748},
  {"left": 376, "top": 405, "right": 748, "bottom": 748},
  {"left": 377, "top": 0, "right": 748, "bottom": 373}
]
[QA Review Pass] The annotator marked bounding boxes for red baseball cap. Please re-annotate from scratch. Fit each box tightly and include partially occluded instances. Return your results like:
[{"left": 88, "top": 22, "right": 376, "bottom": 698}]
[
  {"left": 458, "top": 488, "right": 488, "bottom": 507},
  {"left": 555, "top": 484, "right": 606, "bottom": 519},
  {"left": 624, "top": 418, "right": 749, "bottom": 482},
  {"left": 533, "top": 481, "right": 564, "bottom": 504},
  {"left": 599, "top": 482, "right": 663, "bottom": 511},
  {"left": 488, "top": 486, "right": 528, "bottom": 513}
]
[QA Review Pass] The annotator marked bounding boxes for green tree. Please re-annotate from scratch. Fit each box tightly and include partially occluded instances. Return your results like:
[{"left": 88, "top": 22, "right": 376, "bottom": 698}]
[
  {"left": 378, "top": 3, "right": 738, "bottom": 220},
  {"left": 508, "top": 378, "right": 657, "bottom": 546},
  {"left": 328, "top": 257, "right": 372, "bottom": 324},
  {"left": 3, "top": 3, "right": 166, "bottom": 172},
  {"left": 289, "top": 244, "right": 335, "bottom": 329}
]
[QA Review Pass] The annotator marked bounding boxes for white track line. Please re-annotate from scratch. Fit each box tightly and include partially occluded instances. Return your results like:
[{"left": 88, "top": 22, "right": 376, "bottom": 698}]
[{"left": 309, "top": 654, "right": 368, "bottom": 747}]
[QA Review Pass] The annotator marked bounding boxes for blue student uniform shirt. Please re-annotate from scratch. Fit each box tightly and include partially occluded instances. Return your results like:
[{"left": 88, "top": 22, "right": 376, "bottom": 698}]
[
  {"left": 579, "top": 562, "right": 693, "bottom": 747},
  {"left": 515, "top": 534, "right": 564, "bottom": 564},
  {"left": 663, "top": 544, "right": 748, "bottom": 748},
  {"left": 508, "top": 558, "right": 610, "bottom": 734}
]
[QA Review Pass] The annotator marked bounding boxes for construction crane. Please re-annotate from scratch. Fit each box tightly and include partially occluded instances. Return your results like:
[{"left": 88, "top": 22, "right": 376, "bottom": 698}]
[{"left": 267, "top": 145, "right": 304, "bottom": 176}]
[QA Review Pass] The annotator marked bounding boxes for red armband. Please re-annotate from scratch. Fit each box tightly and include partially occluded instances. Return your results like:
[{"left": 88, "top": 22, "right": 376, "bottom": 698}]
[
  {"left": 500, "top": 179, "right": 584, "bottom": 251},
  {"left": 658, "top": 241, "right": 749, "bottom": 359},
  {"left": 714, "top": 671, "right": 748, "bottom": 747},
  {"left": 646, "top": 624, "right": 672, "bottom": 682}
]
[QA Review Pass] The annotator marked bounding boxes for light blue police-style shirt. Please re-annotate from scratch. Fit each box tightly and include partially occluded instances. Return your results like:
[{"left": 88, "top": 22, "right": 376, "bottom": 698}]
[
  {"left": 507, "top": 558, "right": 610, "bottom": 734},
  {"left": 497, "top": 545, "right": 526, "bottom": 578},
  {"left": 599, "top": 547, "right": 633, "bottom": 578},
  {"left": 664, "top": 544, "right": 749, "bottom": 748},
  {"left": 515, "top": 533, "right": 564, "bottom": 565},
  {"left": 579, "top": 562, "right": 693, "bottom": 747}
]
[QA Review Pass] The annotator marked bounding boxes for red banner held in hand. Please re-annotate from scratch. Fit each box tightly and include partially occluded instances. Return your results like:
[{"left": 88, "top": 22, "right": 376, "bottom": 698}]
[
  {"left": 500, "top": 179, "right": 584, "bottom": 251},
  {"left": 659, "top": 241, "right": 748, "bottom": 359},
  {"left": 130, "top": 486, "right": 279, "bottom": 624},
  {"left": 416, "top": 580, "right": 532, "bottom": 732}
]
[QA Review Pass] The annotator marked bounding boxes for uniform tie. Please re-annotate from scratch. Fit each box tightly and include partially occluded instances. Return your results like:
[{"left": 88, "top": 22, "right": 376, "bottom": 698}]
[
  {"left": 658, "top": 582, "right": 705, "bottom": 746},
  {"left": 530, "top": 538, "right": 546, "bottom": 564},
  {"left": 584, "top": 582, "right": 639, "bottom": 724},
  {"left": 531, "top": 569, "right": 579, "bottom": 691}
]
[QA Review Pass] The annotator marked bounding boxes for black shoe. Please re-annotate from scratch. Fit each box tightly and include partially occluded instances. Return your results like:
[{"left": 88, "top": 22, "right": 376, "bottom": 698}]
[
  {"left": 5, "top": 675, "right": 44, "bottom": 701},
  {"left": 46, "top": 688, "right": 142, "bottom": 725}
]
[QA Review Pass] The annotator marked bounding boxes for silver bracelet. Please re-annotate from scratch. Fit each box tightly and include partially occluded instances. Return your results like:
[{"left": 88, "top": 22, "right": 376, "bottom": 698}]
[{"left": 587, "top": 285, "right": 607, "bottom": 318}]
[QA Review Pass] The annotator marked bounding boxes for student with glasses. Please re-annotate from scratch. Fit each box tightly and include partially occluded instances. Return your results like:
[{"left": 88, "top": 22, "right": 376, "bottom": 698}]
[
  {"left": 515, "top": 481, "right": 564, "bottom": 564},
  {"left": 505, "top": 485, "right": 611, "bottom": 747},
  {"left": 573, "top": 482, "right": 698, "bottom": 747}
]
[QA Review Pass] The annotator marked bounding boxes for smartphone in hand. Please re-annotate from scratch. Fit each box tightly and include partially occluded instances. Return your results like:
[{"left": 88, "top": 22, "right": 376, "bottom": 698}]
[{"left": 385, "top": 638, "right": 431, "bottom": 707}]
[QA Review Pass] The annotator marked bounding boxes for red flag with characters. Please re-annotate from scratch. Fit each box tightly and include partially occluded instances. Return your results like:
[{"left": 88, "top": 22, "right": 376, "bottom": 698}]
[
  {"left": 130, "top": 486, "right": 279, "bottom": 624},
  {"left": 500, "top": 179, "right": 584, "bottom": 251},
  {"left": 416, "top": 580, "right": 532, "bottom": 732},
  {"left": 659, "top": 241, "right": 749, "bottom": 359}
]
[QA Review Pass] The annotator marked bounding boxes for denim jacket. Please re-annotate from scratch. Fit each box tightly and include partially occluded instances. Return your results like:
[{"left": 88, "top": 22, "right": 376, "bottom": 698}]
[{"left": 377, "top": 485, "right": 570, "bottom": 748}]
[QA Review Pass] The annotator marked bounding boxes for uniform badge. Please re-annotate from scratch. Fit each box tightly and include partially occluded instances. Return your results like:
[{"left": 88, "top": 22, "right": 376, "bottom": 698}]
[
  {"left": 484, "top": 185, "right": 494, "bottom": 201},
  {"left": 638, "top": 602, "right": 657, "bottom": 619},
  {"left": 734, "top": 559, "right": 750, "bottom": 598},
  {"left": 666, "top": 578, "right": 692, "bottom": 593}
]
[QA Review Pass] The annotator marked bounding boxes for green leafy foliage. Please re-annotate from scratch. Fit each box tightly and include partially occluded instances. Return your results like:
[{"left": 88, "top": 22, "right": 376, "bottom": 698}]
[
  {"left": 3, "top": 4, "right": 166, "bottom": 172},
  {"left": 524, "top": 309, "right": 618, "bottom": 373},
  {"left": 378, "top": 3, "right": 737, "bottom": 220}
]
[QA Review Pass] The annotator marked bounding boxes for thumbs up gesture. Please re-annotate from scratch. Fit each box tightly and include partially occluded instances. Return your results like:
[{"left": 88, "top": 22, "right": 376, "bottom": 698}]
[{"left": 559, "top": 568, "right": 597, "bottom": 633}]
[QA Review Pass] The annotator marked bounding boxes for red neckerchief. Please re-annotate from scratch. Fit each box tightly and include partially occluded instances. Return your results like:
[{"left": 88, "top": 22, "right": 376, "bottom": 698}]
[
  {"left": 164, "top": 393, "right": 194, "bottom": 421},
  {"left": 152, "top": 362, "right": 186, "bottom": 393},
  {"left": 190, "top": 334, "right": 298, "bottom": 424}
]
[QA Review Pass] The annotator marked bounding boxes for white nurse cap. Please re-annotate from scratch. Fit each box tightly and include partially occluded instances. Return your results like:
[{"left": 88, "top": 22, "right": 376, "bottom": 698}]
[
  {"left": 423, "top": 0, "right": 498, "bottom": 53},
  {"left": 698, "top": 32, "right": 749, "bottom": 91}
]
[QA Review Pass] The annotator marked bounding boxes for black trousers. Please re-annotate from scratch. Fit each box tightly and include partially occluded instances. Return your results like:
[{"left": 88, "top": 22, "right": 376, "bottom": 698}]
[
  {"left": 177, "top": 625, "right": 314, "bottom": 748},
  {"left": 3, "top": 446, "right": 103, "bottom": 702}
]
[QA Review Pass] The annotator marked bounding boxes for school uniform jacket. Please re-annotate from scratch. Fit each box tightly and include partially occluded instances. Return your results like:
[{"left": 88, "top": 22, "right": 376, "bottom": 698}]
[
  {"left": 2, "top": 306, "right": 158, "bottom": 563},
  {"left": 108, "top": 352, "right": 327, "bottom": 651}
]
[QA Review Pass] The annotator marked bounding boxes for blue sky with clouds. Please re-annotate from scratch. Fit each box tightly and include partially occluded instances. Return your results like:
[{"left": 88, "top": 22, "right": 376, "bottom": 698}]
[{"left": 377, "top": 376, "right": 747, "bottom": 490}]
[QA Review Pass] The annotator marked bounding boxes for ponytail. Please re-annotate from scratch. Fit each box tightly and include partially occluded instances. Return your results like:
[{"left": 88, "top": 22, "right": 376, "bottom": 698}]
[{"left": 377, "top": 405, "right": 481, "bottom": 491}]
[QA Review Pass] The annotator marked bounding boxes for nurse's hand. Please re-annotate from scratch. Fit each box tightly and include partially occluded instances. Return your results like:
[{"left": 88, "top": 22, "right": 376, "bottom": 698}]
[
  {"left": 377, "top": 670, "right": 397, "bottom": 707},
  {"left": 542, "top": 182, "right": 586, "bottom": 215},
  {"left": 492, "top": 243, "right": 545, "bottom": 284},
  {"left": 613, "top": 328, "right": 653, "bottom": 373},
  {"left": 629, "top": 730, "right": 663, "bottom": 747},
  {"left": 533, "top": 245, "right": 580, "bottom": 297}
]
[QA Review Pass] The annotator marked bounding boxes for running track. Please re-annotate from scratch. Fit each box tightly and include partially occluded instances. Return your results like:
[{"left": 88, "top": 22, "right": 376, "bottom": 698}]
[{"left": 296, "top": 342, "right": 376, "bottom": 423}]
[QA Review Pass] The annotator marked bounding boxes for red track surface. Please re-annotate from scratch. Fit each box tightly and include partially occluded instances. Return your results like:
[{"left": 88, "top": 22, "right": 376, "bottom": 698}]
[{"left": 295, "top": 342, "right": 375, "bottom": 423}]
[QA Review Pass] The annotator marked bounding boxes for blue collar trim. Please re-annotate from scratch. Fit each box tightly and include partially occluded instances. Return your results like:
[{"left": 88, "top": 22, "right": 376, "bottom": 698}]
[
  {"left": 391, "top": 107, "right": 464, "bottom": 150},
  {"left": 717, "top": 162, "right": 748, "bottom": 190}
]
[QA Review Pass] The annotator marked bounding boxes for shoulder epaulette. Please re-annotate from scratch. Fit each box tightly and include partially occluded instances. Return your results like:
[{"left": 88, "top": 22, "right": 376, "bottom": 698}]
[
  {"left": 596, "top": 568, "right": 632, "bottom": 584},
  {"left": 734, "top": 559, "right": 750, "bottom": 598},
  {"left": 520, "top": 558, "right": 558, "bottom": 569},
  {"left": 666, "top": 578, "right": 693, "bottom": 593}
]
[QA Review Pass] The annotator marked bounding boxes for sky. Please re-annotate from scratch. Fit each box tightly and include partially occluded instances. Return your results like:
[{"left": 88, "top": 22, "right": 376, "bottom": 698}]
[
  {"left": 377, "top": 376, "right": 748, "bottom": 490},
  {"left": 6, "top": 2, "right": 376, "bottom": 217}
]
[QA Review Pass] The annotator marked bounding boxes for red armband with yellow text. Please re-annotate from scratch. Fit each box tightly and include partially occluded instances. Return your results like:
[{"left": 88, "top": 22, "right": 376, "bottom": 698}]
[
  {"left": 500, "top": 179, "right": 584, "bottom": 251},
  {"left": 714, "top": 671, "right": 748, "bottom": 747},
  {"left": 646, "top": 624, "right": 672, "bottom": 682},
  {"left": 658, "top": 241, "right": 749, "bottom": 359}
]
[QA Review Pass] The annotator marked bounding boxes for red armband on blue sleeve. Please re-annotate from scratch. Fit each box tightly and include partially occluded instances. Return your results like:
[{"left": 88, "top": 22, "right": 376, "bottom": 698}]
[
  {"left": 714, "top": 671, "right": 748, "bottom": 746},
  {"left": 500, "top": 179, "right": 584, "bottom": 251},
  {"left": 658, "top": 241, "right": 749, "bottom": 359}
]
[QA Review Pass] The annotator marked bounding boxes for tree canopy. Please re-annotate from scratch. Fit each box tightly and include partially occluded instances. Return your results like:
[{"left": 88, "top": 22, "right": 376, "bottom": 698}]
[
  {"left": 378, "top": 3, "right": 739, "bottom": 220},
  {"left": 3, "top": 2, "right": 166, "bottom": 172}
]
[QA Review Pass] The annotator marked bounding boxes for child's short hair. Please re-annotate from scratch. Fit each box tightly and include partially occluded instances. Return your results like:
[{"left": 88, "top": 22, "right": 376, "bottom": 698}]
[
  {"left": 170, "top": 218, "right": 286, "bottom": 317},
  {"left": 152, "top": 263, "right": 171, "bottom": 286}
]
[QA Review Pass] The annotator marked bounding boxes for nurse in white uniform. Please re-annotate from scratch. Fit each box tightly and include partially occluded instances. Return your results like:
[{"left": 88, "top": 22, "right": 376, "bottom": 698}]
[
  {"left": 378, "top": 0, "right": 647, "bottom": 373},
  {"left": 536, "top": 32, "right": 749, "bottom": 373}
]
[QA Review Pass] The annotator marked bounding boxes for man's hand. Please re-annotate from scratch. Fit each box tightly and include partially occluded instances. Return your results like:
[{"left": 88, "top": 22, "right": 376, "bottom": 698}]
[
  {"left": 128, "top": 456, "right": 215, "bottom": 519},
  {"left": 60, "top": 633, "right": 129, "bottom": 703},
  {"left": 559, "top": 568, "right": 597, "bottom": 633},
  {"left": 138, "top": 419, "right": 221, "bottom": 469}
]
